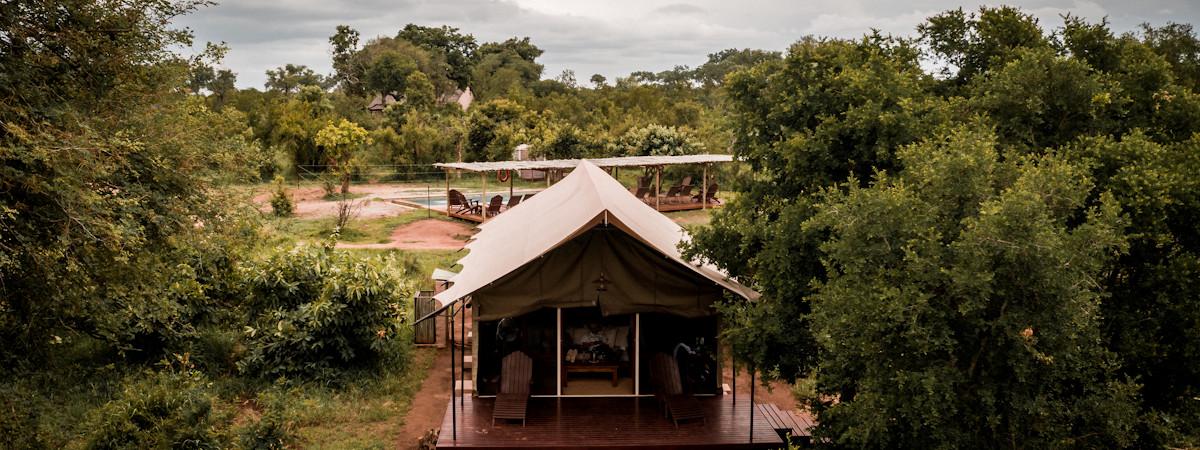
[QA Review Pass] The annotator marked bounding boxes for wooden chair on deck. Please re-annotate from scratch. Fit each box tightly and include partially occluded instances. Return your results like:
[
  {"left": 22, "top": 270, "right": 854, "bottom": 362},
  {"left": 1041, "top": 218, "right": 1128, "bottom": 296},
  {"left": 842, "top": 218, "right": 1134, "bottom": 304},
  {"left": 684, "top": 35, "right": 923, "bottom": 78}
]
[
  {"left": 506, "top": 194, "right": 523, "bottom": 210},
  {"left": 662, "top": 186, "right": 681, "bottom": 205},
  {"left": 675, "top": 185, "right": 694, "bottom": 204},
  {"left": 692, "top": 183, "right": 720, "bottom": 205},
  {"left": 634, "top": 186, "right": 651, "bottom": 203},
  {"left": 485, "top": 195, "right": 503, "bottom": 217},
  {"left": 650, "top": 353, "right": 705, "bottom": 427},
  {"left": 449, "top": 189, "right": 480, "bottom": 215},
  {"left": 493, "top": 351, "right": 533, "bottom": 426}
]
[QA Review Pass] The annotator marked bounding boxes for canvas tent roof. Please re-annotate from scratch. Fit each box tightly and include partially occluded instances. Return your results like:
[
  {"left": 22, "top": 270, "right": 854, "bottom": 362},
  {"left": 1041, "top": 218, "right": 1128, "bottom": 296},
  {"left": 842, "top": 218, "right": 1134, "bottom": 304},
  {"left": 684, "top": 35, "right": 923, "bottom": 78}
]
[
  {"left": 434, "top": 160, "right": 757, "bottom": 320},
  {"left": 433, "top": 154, "right": 734, "bottom": 173}
]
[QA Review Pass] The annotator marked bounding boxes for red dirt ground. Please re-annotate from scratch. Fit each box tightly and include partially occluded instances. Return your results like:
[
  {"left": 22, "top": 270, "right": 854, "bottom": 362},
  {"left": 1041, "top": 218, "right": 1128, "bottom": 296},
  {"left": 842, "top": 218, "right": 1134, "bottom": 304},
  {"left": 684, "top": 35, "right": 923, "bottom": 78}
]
[{"left": 336, "top": 219, "right": 473, "bottom": 250}]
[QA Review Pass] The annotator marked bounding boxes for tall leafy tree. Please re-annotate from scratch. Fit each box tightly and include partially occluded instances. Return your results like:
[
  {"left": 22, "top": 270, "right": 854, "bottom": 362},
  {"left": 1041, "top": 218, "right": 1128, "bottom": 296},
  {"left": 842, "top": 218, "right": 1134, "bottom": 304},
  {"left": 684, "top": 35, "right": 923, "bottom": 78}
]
[
  {"left": 807, "top": 125, "right": 1137, "bottom": 448},
  {"left": 396, "top": 24, "right": 478, "bottom": 88},
  {"left": 0, "top": 0, "right": 258, "bottom": 359}
]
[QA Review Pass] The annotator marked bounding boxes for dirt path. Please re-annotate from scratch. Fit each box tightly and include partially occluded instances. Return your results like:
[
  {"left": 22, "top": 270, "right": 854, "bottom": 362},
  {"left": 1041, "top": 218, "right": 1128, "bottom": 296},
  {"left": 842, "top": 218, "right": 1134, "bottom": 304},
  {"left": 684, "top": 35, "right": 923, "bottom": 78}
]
[
  {"left": 398, "top": 307, "right": 473, "bottom": 449},
  {"left": 336, "top": 219, "right": 473, "bottom": 250}
]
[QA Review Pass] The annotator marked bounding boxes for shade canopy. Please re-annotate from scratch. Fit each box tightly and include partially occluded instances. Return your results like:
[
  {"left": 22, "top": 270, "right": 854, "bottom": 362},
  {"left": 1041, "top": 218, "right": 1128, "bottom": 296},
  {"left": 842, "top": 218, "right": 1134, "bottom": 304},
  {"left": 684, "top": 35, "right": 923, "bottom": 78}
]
[
  {"left": 434, "top": 160, "right": 758, "bottom": 321},
  {"left": 433, "top": 154, "right": 734, "bottom": 173}
]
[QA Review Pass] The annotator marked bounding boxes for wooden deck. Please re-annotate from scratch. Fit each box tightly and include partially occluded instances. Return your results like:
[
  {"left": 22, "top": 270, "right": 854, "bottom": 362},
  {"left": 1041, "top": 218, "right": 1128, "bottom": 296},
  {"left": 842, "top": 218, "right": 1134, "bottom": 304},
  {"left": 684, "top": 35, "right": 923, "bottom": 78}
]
[{"left": 436, "top": 396, "right": 784, "bottom": 449}]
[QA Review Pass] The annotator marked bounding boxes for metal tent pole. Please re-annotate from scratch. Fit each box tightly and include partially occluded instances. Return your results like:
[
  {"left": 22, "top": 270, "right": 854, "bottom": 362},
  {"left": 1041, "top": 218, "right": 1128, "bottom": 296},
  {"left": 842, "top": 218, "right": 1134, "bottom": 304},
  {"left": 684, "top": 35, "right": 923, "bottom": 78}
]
[
  {"left": 461, "top": 301, "right": 466, "bottom": 407},
  {"left": 450, "top": 302, "right": 457, "bottom": 440},
  {"left": 749, "top": 365, "right": 755, "bottom": 443}
]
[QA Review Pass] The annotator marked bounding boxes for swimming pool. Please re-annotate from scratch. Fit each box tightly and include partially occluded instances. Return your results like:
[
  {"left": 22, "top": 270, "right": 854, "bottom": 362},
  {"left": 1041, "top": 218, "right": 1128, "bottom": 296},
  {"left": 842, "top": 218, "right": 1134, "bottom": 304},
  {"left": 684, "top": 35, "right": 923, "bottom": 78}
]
[{"left": 399, "top": 192, "right": 537, "bottom": 209}]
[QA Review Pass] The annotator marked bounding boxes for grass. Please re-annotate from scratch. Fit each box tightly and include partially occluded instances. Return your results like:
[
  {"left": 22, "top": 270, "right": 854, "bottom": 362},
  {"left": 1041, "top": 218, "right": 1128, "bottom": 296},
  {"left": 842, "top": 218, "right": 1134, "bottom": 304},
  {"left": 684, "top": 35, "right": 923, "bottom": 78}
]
[
  {"left": 279, "top": 347, "right": 437, "bottom": 449},
  {"left": 268, "top": 209, "right": 461, "bottom": 245}
]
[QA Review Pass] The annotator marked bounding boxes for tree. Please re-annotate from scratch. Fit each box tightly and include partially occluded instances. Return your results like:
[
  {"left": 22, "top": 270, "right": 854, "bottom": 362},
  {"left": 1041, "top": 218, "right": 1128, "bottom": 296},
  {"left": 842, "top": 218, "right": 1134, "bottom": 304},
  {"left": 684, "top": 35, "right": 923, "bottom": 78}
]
[
  {"left": 806, "top": 125, "right": 1137, "bottom": 448},
  {"left": 1140, "top": 23, "right": 1200, "bottom": 91},
  {"left": 396, "top": 24, "right": 478, "bottom": 88},
  {"left": 610, "top": 124, "right": 701, "bottom": 156},
  {"left": 590, "top": 74, "right": 607, "bottom": 88},
  {"left": 0, "top": 0, "right": 259, "bottom": 359},
  {"left": 919, "top": 6, "right": 1049, "bottom": 85},
  {"left": 265, "top": 64, "right": 325, "bottom": 93},
  {"left": 209, "top": 69, "right": 237, "bottom": 109},
  {"left": 471, "top": 37, "right": 544, "bottom": 100},
  {"left": 363, "top": 50, "right": 418, "bottom": 96},
  {"left": 329, "top": 25, "right": 361, "bottom": 90},
  {"left": 403, "top": 71, "right": 436, "bottom": 110},
  {"left": 693, "top": 48, "right": 781, "bottom": 87},
  {"left": 314, "top": 119, "right": 371, "bottom": 194}
]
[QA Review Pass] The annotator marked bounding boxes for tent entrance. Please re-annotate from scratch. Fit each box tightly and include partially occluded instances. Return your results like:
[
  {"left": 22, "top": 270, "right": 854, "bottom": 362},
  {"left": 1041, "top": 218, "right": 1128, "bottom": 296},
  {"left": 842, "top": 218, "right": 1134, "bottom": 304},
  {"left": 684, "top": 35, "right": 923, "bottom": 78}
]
[{"left": 559, "top": 307, "right": 636, "bottom": 396}]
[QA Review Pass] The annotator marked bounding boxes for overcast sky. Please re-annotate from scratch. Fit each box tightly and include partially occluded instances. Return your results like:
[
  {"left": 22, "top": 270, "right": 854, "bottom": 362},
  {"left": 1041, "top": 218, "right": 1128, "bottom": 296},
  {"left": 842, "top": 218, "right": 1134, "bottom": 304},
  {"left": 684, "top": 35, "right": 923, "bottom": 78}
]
[{"left": 176, "top": 0, "right": 1199, "bottom": 89}]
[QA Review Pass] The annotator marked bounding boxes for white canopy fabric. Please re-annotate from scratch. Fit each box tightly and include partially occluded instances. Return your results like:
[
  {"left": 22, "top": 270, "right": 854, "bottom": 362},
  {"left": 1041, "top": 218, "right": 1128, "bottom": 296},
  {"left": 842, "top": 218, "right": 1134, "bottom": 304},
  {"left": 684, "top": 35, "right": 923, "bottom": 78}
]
[
  {"left": 433, "top": 160, "right": 758, "bottom": 312},
  {"left": 433, "top": 154, "right": 734, "bottom": 172}
]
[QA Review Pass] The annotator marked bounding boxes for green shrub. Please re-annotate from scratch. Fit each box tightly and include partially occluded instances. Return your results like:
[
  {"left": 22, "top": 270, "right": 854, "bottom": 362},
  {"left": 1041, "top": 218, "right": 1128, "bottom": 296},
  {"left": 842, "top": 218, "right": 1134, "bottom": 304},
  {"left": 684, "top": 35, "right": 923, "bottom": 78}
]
[
  {"left": 269, "top": 176, "right": 294, "bottom": 217},
  {"left": 237, "top": 245, "right": 413, "bottom": 381},
  {"left": 82, "top": 370, "right": 229, "bottom": 449},
  {"left": 235, "top": 387, "right": 295, "bottom": 450}
]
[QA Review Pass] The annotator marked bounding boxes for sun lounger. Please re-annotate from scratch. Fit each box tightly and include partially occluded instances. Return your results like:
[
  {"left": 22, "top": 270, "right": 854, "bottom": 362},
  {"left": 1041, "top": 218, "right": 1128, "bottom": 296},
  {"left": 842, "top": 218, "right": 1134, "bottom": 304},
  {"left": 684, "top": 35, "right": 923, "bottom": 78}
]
[
  {"left": 449, "top": 189, "right": 481, "bottom": 215},
  {"left": 493, "top": 351, "right": 533, "bottom": 426},
  {"left": 650, "top": 353, "right": 705, "bottom": 427}
]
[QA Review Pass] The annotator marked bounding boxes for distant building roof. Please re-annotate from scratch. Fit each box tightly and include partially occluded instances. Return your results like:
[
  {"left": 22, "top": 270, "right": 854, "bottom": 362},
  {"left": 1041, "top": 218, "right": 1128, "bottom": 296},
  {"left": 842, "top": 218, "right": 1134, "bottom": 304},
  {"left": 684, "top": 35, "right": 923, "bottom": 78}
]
[
  {"left": 438, "top": 87, "right": 474, "bottom": 111},
  {"left": 366, "top": 93, "right": 398, "bottom": 112}
]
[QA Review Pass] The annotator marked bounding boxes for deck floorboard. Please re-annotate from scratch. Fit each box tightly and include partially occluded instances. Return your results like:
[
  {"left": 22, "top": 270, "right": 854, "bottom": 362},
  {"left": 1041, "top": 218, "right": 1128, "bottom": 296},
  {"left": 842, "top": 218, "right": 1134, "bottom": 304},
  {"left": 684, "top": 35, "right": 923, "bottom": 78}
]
[{"left": 437, "top": 396, "right": 783, "bottom": 449}]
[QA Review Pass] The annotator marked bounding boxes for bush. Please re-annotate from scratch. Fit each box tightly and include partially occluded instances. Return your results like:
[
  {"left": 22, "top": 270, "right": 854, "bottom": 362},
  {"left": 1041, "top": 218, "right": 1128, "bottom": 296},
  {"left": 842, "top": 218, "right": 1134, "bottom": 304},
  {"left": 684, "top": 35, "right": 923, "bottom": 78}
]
[
  {"left": 82, "top": 370, "right": 229, "bottom": 449},
  {"left": 269, "top": 176, "right": 294, "bottom": 217},
  {"left": 237, "top": 245, "right": 413, "bottom": 381},
  {"left": 234, "top": 387, "right": 295, "bottom": 450}
]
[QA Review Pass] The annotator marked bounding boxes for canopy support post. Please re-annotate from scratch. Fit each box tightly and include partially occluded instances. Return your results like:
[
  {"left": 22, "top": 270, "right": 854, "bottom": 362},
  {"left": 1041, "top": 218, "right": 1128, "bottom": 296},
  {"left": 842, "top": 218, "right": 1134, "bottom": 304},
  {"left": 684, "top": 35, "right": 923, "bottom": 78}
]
[
  {"left": 481, "top": 172, "right": 487, "bottom": 220},
  {"left": 731, "top": 347, "right": 736, "bottom": 405},
  {"left": 445, "top": 170, "right": 451, "bottom": 216},
  {"left": 749, "top": 365, "right": 755, "bottom": 443},
  {"left": 702, "top": 164, "right": 708, "bottom": 210},
  {"left": 450, "top": 303, "right": 457, "bottom": 441},
  {"left": 509, "top": 171, "right": 514, "bottom": 199},
  {"left": 654, "top": 166, "right": 661, "bottom": 211},
  {"left": 556, "top": 308, "right": 562, "bottom": 396},
  {"left": 634, "top": 313, "right": 641, "bottom": 395},
  {"left": 461, "top": 301, "right": 466, "bottom": 407}
]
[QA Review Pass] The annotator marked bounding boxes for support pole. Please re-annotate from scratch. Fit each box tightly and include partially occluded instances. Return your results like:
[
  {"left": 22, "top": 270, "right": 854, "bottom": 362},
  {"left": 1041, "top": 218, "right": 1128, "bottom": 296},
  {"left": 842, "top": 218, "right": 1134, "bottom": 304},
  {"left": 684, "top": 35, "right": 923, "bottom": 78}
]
[
  {"left": 450, "top": 303, "right": 457, "bottom": 440},
  {"left": 654, "top": 166, "right": 661, "bottom": 211},
  {"left": 481, "top": 172, "right": 487, "bottom": 220},
  {"left": 702, "top": 164, "right": 708, "bottom": 210},
  {"left": 458, "top": 303, "right": 463, "bottom": 408},
  {"left": 445, "top": 170, "right": 451, "bottom": 216},
  {"left": 509, "top": 172, "right": 514, "bottom": 199},
  {"left": 732, "top": 352, "right": 736, "bottom": 405},
  {"left": 556, "top": 308, "right": 563, "bottom": 396},
  {"left": 750, "top": 365, "right": 755, "bottom": 443}
]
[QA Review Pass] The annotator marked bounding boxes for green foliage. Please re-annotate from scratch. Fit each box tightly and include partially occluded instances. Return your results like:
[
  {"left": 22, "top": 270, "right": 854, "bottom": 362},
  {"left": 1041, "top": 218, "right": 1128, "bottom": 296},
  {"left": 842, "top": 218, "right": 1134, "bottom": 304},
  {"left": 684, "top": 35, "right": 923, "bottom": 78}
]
[
  {"left": 264, "top": 64, "right": 326, "bottom": 93},
  {"left": 269, "top": 176, "right": 294, "bottom": 217},
  {"left": 82, "top": 369, "right": 230, "bottom": 449},
  {"left": 396, "top": 24, "right": 478, "bottom": 89},
  {"left": 237, "top": 245, "right": 414, "bottom": 381},
  {"left": 610, "top": 124, "right": 702, "bottom": 157},
  {"left": 807, "top": 125, "right": 1137, "bottom": 448},
  {"left": 314, "top": 119, "right": 371, "bottom": 194}
]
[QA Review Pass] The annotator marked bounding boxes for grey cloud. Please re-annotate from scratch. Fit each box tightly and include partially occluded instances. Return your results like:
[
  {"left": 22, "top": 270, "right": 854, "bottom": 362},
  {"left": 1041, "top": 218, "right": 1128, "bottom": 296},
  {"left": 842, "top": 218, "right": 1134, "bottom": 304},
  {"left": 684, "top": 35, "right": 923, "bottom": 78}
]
[{"left": 176, "top": 0, "right": 1200, "bottom": 89}]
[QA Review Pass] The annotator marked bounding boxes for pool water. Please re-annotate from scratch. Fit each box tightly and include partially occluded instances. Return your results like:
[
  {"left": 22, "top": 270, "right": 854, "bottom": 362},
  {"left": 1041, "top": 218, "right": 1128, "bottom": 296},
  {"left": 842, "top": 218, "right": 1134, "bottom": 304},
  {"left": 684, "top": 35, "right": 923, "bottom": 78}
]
[{"left": 401, "top": 192, "right": 534, "bottom": 208}]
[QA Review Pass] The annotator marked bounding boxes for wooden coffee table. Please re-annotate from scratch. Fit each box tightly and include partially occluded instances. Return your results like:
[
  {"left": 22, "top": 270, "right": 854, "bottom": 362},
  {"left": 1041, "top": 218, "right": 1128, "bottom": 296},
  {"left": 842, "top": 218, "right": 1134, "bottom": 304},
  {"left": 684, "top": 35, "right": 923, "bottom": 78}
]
[{"left": 562, "top": 363, "right": 620, "bottom": 387}]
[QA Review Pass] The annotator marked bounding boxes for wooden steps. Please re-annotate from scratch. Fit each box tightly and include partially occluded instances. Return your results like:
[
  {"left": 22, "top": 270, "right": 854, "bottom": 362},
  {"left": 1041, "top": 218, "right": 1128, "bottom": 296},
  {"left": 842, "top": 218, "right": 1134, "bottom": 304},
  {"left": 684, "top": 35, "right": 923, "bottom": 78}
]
[
  {"left": 455, "top": 379, "right": 474, "bottom": 393},
  {"left": 756, "top": 403, "right": 815, "bottom": 444}
]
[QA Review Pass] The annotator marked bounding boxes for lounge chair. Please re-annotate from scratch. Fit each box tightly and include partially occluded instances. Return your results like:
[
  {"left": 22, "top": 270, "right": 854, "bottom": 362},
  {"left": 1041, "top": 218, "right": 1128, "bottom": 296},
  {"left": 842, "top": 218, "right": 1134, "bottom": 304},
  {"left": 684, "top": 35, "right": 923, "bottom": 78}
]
[
  {"left": 650, "top": 353, "right": 705, "bottom": 427},
  {"left": 676, "top": 185, "right": 694, "bottom": 204},
  {"left": 661, "top": 186, "right": 681, "bottom": 205},
  {"left": 634, "top": 186, "right": 650, "bottom": 203},
  {"left": 449, "top": 189, "right": 480, "bottom": 215},
  {"left": 485, "top": 195, "right": 504, "bottom": 217},
  {"left": 680, "top": 176, "right": 693, "bottom": 187},
  {"left": 506, "top": 194, "right": 522, "bottom": 210},
  {"left": 493, "top": 351, "right": 533, "bottom": 426},
  {"left": 692, "top": 183, "right": 720, "bottom": 204}
]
